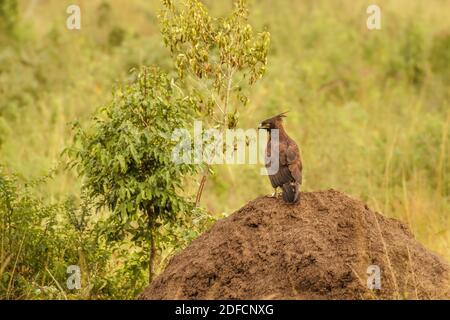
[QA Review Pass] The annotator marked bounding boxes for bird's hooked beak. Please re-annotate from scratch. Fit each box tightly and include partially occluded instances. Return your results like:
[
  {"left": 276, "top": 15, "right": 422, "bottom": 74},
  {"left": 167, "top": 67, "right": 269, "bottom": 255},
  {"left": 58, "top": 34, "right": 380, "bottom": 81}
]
[{"left": 258, "top": 122, "right": 271, "bottom": 130}]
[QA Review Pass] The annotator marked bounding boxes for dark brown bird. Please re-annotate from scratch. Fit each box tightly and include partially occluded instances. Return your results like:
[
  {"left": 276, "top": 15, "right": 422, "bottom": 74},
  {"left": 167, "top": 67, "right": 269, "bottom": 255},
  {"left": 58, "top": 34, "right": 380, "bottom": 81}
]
[{"left": 259, "top": 112, "right": 302, "bottom": 203}]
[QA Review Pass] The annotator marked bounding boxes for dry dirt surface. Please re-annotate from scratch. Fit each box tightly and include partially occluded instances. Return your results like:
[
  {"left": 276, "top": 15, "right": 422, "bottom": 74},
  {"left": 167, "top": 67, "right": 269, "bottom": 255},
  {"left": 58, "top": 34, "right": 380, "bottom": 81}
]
[{"left": 140, "top": 189, "right": 450, "bottom": 300}]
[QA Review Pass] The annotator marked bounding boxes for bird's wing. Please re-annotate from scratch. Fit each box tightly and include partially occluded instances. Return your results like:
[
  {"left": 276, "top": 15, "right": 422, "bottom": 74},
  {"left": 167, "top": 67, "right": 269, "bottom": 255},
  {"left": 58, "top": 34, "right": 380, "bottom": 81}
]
[
  {"left": 268, "top": 165, "right": 293, "bottom": 188},
  {"left": 286, "top": 141, "right": 302, "bottom": 184},
  {"left": 267, "top": 141, "right": 293, "bottom": 188}
]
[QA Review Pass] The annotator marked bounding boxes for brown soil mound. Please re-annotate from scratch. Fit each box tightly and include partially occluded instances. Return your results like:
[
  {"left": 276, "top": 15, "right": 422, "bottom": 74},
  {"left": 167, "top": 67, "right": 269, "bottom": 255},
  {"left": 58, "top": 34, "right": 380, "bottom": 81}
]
[{"left": 140, "top": 190, "right": 450, "bottom": 300}]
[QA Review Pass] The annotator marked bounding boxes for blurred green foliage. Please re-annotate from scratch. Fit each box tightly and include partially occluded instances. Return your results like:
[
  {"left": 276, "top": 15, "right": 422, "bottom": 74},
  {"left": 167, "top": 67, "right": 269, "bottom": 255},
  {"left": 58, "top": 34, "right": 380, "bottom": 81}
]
[
  {"left": 0, "top": 0, "right": 18, "bottom": 36},
  {"left": 430, "top": 32, "right": 450, "bottom": 84},
  {"left": 67, "top": 66, "right": 211, "bottom": 282}
]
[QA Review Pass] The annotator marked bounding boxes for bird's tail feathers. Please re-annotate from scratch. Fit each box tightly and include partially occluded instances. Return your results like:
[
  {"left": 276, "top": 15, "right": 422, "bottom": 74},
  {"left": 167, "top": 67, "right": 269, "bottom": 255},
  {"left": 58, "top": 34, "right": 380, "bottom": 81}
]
[{"left": 281, "top": 182, "right": 300, "bottom": 203}]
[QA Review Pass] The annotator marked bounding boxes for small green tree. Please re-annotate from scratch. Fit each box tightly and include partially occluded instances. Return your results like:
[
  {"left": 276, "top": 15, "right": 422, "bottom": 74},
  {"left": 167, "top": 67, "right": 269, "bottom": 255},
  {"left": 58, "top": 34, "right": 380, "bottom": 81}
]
[
  {"left": 0, "top": 0, "right": 18, "bottom": 36},
  {"left": 159, "top": 0, "right": 270, "bottom": 203},
  {"left": 68, "top": 66, "right": 202, "bottom": 282}
]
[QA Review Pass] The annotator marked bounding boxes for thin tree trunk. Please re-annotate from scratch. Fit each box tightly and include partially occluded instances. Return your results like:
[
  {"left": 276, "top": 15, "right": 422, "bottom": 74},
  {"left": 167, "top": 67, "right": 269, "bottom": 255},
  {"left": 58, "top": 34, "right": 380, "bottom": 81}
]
[
  {"left": 195, "top": 170, "right": 208, "bottom": 206},
  {"left": 195, "top": 68, "right": 233, "bottom": 207}
]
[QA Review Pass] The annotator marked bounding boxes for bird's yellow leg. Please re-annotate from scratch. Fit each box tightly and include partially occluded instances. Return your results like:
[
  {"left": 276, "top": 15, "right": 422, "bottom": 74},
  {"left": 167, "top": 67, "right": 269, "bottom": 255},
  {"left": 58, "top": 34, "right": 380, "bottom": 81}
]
[{"left": 271, "top": 188, "right": 278, "bottom": 197}]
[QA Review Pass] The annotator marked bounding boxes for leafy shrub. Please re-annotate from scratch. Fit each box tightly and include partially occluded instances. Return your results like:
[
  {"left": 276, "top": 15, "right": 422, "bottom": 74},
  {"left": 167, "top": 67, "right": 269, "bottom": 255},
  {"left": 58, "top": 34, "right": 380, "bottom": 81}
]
[
  {"left": 160, "top": 0, "right": 270, "bottom": 128},
  {"left": 0, "top": 167, "right": 78, "bottom": 299},
  {"left": 0, "top": 167, "right": 145, "bottom": 299}
]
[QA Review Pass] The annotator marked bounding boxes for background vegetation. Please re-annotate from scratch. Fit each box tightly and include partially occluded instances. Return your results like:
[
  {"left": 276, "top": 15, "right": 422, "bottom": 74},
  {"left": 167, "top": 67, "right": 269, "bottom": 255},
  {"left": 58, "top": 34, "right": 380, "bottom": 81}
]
[{"left": 0, "top": 0, "right": 449, "bottom": 299}]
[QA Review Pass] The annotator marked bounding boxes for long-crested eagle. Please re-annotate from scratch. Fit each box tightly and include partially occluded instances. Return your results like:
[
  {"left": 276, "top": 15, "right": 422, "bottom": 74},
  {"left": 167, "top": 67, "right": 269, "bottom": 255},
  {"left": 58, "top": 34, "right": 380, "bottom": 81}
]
[{"left": 259, "top": 112, "right": 302, "bottom": 203}]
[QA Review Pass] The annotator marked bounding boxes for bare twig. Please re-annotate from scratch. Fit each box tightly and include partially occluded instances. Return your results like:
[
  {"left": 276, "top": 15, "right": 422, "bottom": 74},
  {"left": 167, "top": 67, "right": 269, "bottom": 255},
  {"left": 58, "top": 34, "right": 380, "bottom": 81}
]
[
  {"left": 6, "top": 235, "right": 26, "bottom": 299},
  {"left": 45, "top": 268, "right": 68, "bottom": 300},
  {"left": 372, "top": 212, "right": 400, "bottom": 299}
]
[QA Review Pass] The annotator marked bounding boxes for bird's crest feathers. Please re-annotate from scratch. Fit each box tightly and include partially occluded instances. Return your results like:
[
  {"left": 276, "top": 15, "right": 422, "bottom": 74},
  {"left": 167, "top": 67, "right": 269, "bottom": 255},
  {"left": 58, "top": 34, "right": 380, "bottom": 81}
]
[
  {"left": 261, "top": 111, "right": 290, "bottom": 124},
  {"left": 276, "top": 111, "right": 289, "bottom": 118}
]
